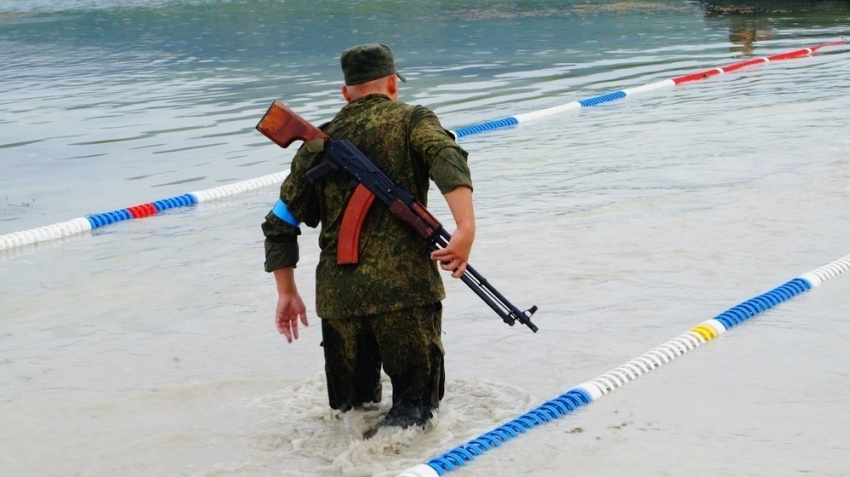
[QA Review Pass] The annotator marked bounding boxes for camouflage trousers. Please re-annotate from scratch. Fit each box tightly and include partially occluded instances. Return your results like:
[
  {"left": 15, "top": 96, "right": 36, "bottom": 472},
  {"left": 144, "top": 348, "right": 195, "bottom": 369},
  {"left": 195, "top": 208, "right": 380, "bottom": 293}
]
[{"left": 320, "top": 302, "right": 445, "bottom": 413}]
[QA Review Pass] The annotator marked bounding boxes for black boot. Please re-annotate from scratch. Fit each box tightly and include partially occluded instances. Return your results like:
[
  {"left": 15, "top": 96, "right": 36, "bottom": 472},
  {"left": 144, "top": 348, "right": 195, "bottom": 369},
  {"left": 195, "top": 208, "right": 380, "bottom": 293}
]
[{"left": 382, "top": 404, "right": 433, "bottom": 429}]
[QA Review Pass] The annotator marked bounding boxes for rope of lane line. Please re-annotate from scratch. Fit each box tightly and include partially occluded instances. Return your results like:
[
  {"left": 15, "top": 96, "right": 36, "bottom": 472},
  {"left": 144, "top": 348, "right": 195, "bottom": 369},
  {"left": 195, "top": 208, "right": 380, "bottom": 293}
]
[
  {"left": 448, "top": 39, "right": 846, "bottom": 139},
  {"left": 1, "top": 40, "right": 845, "bottom": 253},
  {"left": 395, "top": 253, "right": 850, "bottom": 477},
  {"left": 0, "top": 172, "right": 287, "bottom": 252}
]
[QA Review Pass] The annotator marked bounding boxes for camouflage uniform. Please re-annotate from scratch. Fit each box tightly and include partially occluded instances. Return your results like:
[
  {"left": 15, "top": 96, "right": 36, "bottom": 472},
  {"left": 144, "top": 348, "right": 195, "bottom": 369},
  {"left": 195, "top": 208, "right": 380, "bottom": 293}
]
[{"left": 262, "top": 94, "right": 472, "bottom": 417}]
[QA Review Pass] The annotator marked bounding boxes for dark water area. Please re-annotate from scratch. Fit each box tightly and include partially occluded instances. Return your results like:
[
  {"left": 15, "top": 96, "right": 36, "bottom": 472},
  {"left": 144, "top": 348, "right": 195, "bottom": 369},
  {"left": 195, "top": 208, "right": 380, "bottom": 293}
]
[{"left": 698, "top": 0, "right": 850, "bottom": 13}]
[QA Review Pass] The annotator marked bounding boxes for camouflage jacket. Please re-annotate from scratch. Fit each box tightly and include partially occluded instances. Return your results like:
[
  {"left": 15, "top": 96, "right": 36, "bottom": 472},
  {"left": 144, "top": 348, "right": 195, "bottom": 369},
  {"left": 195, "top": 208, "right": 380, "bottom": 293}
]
[{"left": 262, "top": 94, "right": 472, "bottom": 319}]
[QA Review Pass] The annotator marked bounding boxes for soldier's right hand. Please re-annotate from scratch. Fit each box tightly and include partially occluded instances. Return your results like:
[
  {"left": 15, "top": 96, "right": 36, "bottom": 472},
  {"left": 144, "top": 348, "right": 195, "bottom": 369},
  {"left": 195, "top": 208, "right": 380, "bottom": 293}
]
[{"left": 275, "top": 293, "right": 309, "bottom": 343}]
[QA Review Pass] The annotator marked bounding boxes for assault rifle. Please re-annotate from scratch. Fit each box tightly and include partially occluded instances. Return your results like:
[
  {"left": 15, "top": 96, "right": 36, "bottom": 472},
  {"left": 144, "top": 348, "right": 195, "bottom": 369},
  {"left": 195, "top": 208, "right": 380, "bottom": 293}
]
[{"left": 256, "top": 100, "right": 538, "bottom": 332}]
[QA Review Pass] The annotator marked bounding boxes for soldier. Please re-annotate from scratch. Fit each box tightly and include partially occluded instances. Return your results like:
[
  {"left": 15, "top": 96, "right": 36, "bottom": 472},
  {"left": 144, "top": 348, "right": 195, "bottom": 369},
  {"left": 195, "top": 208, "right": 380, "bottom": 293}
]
[{"left": 262, "top": 43, "right": 474, "bottom": 429}]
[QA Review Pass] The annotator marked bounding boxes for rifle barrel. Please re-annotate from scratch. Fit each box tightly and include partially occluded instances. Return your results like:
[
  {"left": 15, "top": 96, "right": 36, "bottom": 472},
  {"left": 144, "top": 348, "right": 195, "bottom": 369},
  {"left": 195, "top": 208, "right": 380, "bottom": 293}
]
[{"left": 430, "top": 228, "right": 539, "bottom": 332}]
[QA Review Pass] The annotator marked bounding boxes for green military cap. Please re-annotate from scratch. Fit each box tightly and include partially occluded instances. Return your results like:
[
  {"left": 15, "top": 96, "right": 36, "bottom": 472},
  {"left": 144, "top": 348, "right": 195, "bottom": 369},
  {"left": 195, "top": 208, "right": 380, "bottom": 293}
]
[{"left": 340, "top": 43, "right": 407, "bottom": 86}]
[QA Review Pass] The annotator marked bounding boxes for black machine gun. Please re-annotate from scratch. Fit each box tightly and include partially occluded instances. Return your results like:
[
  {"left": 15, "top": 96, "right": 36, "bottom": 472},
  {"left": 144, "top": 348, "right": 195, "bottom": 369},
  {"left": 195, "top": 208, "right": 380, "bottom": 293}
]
[{"left": 257, "top": 100, "right": 538, "bottom": 332}]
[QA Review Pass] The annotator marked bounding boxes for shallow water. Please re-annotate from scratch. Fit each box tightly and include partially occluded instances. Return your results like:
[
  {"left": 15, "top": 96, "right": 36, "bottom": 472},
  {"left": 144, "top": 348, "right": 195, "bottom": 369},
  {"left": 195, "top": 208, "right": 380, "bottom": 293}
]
[{"left": 2, "top": 1, "right": 850, "bottom": 476}]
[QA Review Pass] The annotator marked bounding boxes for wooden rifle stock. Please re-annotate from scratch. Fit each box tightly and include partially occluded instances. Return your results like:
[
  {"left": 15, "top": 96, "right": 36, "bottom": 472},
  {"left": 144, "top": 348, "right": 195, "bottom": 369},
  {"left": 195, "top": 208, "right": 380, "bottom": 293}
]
[{"left": 256, "top": 100, "right": 328, "bottom": 149}]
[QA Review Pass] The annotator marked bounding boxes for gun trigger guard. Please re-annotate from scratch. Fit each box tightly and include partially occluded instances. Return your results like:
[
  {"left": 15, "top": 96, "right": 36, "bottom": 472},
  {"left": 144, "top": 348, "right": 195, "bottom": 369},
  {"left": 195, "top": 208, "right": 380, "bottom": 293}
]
[{"left": 305, "top": 139, "right": 325, "bottom": 152}]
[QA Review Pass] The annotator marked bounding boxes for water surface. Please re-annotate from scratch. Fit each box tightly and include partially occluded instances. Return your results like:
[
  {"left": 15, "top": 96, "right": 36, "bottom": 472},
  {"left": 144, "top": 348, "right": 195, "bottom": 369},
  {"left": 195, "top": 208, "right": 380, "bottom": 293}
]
[{"left": 1, "top": 1, "right": 850, "bottom": 476}]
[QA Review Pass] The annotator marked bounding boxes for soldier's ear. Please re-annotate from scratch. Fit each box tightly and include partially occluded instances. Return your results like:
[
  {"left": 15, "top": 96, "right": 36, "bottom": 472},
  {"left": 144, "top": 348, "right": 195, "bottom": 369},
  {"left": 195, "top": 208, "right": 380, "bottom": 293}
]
[
  {"left": 341, "top": 85, "right": 353, "bottom": 103},
  {"left": 387, "top": 75, "right": 399, "bottom": 100}
]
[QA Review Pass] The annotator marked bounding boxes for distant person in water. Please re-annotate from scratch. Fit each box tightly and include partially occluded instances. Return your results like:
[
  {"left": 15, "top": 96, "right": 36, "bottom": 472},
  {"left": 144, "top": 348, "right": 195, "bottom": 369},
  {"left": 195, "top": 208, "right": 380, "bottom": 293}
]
[{"left": 262, "top": 43, "right": 475, "bottom": 429}]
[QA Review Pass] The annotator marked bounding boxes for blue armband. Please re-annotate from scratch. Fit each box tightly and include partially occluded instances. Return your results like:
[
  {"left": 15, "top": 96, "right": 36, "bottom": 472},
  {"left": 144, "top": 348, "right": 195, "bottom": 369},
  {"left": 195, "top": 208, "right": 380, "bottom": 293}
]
[{"left": 272, "top": 199, "right": 301, "bottom": 227}]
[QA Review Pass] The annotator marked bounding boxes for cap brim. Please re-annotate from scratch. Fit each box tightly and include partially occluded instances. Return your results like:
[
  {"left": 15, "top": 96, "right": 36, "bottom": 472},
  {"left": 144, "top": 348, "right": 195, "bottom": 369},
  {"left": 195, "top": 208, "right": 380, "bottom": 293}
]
[{"left": 397, "top": 72, "right": 407, "bottom": 83}]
